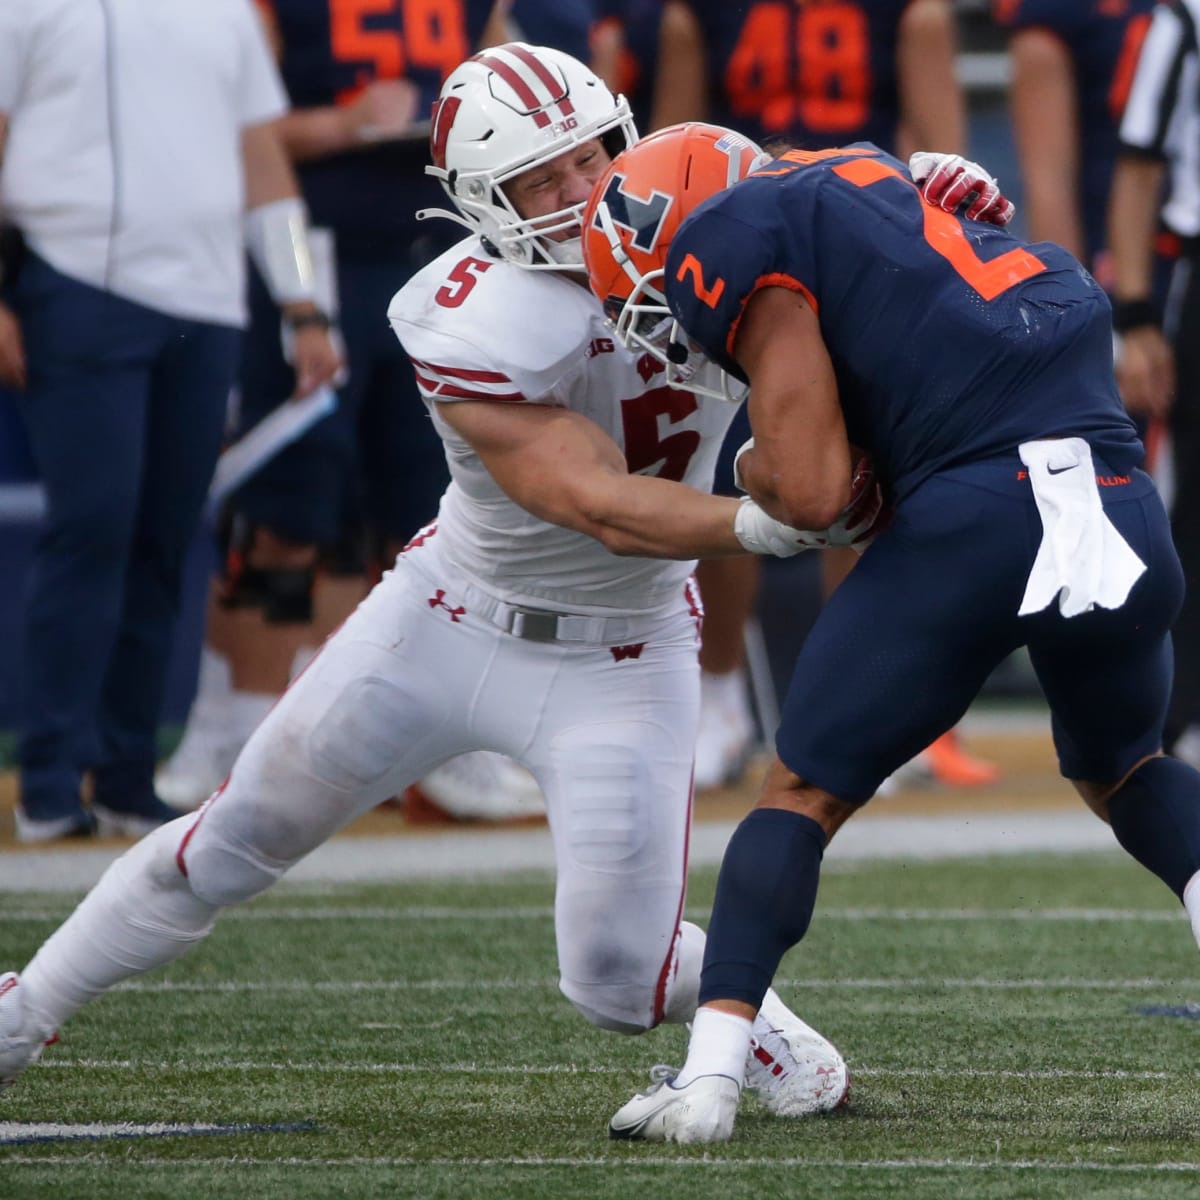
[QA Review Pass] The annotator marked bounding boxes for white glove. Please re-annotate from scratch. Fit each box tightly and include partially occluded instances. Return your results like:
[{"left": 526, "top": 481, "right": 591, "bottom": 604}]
[
  {"left": 732, "top": 436, "right": 754, "bottom": 492},
  {"left": 734, "top": 498, "right": 826, "bottom": 556},
  {"left": 908, "top": 151, "right": 1016, "bottom": 226}
]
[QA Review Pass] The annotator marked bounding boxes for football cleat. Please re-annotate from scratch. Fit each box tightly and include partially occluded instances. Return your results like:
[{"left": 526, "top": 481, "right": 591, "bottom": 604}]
[
  {"left": 92, "top": 793, "right": 181, "bottom": 839},
  {"left": 0, "top": 973, "right": 56, "bottom": 1090},
  {"left": 744, "top": 1008, "right": 850, "bottom": 1116},
  {"left": 920, "top": 730, "right": 1000, "bottom": 787},
  {"left": 609, "top": 1066, "right": 740, "bottom": 1144},
  {"left": 14, "top": 808, "right": 96, "bottom": 844},
  {"left": 402, "top": 751, "right": 545, "bottom": 824}
]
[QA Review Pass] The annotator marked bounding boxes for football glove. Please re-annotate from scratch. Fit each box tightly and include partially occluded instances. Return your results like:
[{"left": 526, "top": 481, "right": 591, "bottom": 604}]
[
  {"left": 733, "top": 457, "right": 886, "bottom": 556},
  {"left": 908, "top": 151, "right": 1016, "bottom": 226}
]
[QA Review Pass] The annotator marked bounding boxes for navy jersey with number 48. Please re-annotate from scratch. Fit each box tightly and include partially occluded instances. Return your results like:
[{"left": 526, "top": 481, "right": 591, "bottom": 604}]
[
  {"left": 680, "top": 0, "right": 914, "bottom": 152},
  {"left": 664, "top": 145, "right": 1142, "bottom": 500}
]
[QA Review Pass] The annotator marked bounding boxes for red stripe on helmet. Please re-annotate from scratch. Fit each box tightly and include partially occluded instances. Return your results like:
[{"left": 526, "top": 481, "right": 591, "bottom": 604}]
[
  {"left": 507, "top": 43, "right": 575, "bottom": 119},
  {"left": 473, "top": 46, "right": 554, "bottom": 128},
  {"left": 430, "top": 95, "right": 462, "bottom": 169}
]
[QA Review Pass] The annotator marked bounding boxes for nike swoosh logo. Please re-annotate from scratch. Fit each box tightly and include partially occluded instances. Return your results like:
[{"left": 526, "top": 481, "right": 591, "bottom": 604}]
[{"left": 1046, "top": 464, "right": 1077, "bottom": 475}]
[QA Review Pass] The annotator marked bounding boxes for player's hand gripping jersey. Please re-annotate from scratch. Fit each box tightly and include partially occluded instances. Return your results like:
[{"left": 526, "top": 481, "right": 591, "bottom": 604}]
[
  {"left": 388, "top": 237, "right": 739, "bottom": 613},
  {"left": 662, "top": 143, "right": 1142, "bottom": 500}
]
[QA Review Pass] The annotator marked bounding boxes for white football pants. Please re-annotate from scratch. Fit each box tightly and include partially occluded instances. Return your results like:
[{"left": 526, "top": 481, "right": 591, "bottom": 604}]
[{"left": 20, "top": 539, "right": 704, "bottom": 1036}]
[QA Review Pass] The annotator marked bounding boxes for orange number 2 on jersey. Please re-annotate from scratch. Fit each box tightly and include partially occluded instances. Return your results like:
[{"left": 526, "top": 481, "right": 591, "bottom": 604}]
[
  {"left": 834, "top": 158, "right": 1046, "bottom": 301},
  {"left": 676, "top": 253, "right": 727, "bottom": 308}
]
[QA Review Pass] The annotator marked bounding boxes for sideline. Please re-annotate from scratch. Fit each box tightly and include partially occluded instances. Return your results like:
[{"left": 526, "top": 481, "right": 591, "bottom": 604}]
[{"left": 0, "top": 807, "right": 1115, "bottom": 893}]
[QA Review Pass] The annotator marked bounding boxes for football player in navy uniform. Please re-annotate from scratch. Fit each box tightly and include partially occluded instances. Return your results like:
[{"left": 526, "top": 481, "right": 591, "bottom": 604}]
[
  {"left": 585, "top": 123, "right": 1200, "bottom": 1143},
  {"left": 647, "top": 0, "right": 996, "bottom": 792}
]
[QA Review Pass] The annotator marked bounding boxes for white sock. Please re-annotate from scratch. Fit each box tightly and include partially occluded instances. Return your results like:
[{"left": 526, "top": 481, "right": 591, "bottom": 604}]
[
  {"left": 19, "top": 820, "right": 219, "bottom": 1034},
  {"left": 1183, "top": 870, "right": 1200, "bottom": 950},
  {"left": 675, "top": 1006, "right": 753, "bottom": 1089},
  {"left": 700, "top": 668, "right": 748, "bottom": 712},
  {"left": 662, "top": 921, "right": 706, "bottom": 1024}
]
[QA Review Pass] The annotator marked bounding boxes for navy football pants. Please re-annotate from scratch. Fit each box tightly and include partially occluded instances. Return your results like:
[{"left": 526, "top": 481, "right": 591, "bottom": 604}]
[
  {"left": 12, "top": 253, "right": 237, "bottom": 818},
  {"left": 777, "top": 454, "right": 1184, "bottom": 801}
]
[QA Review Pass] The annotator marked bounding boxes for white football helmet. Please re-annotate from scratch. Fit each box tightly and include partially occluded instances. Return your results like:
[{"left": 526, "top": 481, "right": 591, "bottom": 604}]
[{"left": 425, "top": 43, "right": 637, "bottom": 271}]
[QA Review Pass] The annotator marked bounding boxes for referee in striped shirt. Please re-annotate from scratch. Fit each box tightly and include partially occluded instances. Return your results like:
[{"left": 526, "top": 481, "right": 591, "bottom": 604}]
[{"left": 1110, "top": 0, "right": 1200, "bottom": 759}]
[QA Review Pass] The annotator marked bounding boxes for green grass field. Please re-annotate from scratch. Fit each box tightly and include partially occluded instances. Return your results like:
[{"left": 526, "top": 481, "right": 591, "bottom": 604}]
[{"left": 3, "top": 850, "right": 1199, "bottom": 1199}]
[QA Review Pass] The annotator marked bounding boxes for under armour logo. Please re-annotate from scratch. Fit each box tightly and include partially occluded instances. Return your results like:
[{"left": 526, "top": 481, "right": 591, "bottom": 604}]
[
  {"left": 428, "top": 589, "right": 466, "bottom": 622},
  {"left": 610, "top": 643, "right": 646, "bottom": 662}
]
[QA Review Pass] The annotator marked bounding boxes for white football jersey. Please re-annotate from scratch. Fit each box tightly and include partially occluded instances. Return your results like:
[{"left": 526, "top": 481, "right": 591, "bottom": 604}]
[{"left": 388, "top": 236, "right": 739, "bottom": 614}]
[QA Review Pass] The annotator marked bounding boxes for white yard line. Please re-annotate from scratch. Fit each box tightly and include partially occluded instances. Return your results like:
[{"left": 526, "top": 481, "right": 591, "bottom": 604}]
[
  {"left": 4, "top": 1153, "right": 1199, "bottom": 1174},
  {"left": 1, "top": 905, "right": 1184, "bottom": 922}
]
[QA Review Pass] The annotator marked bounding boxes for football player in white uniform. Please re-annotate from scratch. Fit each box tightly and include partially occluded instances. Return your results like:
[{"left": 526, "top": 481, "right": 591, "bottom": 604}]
[{"left": 1, "top": 43, "right": 992, "bottom": 1124}]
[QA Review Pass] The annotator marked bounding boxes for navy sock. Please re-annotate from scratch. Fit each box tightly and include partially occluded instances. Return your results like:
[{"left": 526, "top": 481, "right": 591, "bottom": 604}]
[
  {"left": 699, "top": 808, "right": 826, "bottom": 1008},
  {"left": 1108, "top": 756, "right": 1200, "bottom": 900}
]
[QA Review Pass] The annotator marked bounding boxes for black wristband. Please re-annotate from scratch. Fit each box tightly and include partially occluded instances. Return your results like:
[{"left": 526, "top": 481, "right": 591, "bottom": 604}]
[
  {"left": 287, "top": 309, "right": 332, "bottom": 332},
  {"left": 1111, "top": 298, "right": 1159, "bottom": 333}
]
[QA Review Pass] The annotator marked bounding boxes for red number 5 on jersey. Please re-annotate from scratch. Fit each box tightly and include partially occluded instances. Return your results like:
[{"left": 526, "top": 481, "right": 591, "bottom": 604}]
[{"left": 435, "top": 256, "right": 492, "bottom": 308}]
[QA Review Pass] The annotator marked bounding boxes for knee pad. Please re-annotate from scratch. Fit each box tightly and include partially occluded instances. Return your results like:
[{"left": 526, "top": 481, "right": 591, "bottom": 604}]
[
  {"left": 556, "top": 739, "right": 651, "bottom": 866},
  {"left": 561, "top": 979, "right": 657, "bottom": 1036},
  {"left": 179, "top": 805, "right": 292, "bottom": 908},
  {"left": 218, "top": 519, "right": 316, "bottom": 623}
]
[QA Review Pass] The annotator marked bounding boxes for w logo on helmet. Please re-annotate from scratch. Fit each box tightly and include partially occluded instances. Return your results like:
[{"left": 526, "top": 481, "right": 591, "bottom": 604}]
[{"left": 596, "top": 174, "right": 674, "bottom": 254}]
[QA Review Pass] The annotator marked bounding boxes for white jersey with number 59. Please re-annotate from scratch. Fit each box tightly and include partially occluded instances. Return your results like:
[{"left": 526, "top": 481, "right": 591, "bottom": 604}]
[{"left": 388, "top": 236, "right": 737, "bottom": 615}]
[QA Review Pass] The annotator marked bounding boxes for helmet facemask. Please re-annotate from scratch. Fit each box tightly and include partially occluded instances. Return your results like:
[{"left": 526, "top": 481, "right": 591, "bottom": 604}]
[{"left": 592, "top": 199, "right": 744, "bottom": 404}]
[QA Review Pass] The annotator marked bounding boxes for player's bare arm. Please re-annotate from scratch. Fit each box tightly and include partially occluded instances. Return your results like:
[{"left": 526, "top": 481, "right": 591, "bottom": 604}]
[
  {"left": 1008, "top": 26, "right": 1085, "bottom": 258},
  {"left": 731, "top": 286, "right": 852, "bottom": 531},
  {"left": 896, "top": 0, "right": 965, "bottom": 157},
  {"left": 437, "top": 397, "right": 750, "bottom": 560},
  {"left": 0, "top": 110, "right": 26, "bottom": 390},
  {"left": 650, "top": 1, "right": 708, "bottom": 131},
  {"left": 241, "top": 119, "right": 342, "bottom": 396},
  {"left": 1109, "top": 154, "right": 1174, "bottom": 417}
]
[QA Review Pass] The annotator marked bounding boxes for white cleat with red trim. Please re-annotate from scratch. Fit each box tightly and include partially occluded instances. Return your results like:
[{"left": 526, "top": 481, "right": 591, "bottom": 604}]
[
  {"left": 744, "top": 989, "right": 850, "bottom": 1116},
  {"left": 0, "top": 973, "right": 56, "bottom": 1090}
]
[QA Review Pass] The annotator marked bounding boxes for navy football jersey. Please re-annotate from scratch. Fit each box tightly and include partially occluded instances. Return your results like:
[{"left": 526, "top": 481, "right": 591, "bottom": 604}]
[
  {"left": 262, "top": 0, "right": 494, "bottom": 249},
  {"left": 664, "top": 145, "right": 1141, "bottom": 499},
  {"left": 679, "top": 0, "right": 913, "bottom": 152},
  {"left": 994, "top": 0, "right": 1156, "bottom": 264}
]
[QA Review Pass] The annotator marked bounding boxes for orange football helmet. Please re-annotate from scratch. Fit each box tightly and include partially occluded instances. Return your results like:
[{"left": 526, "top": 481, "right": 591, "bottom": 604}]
[{"left": 582, "top": 122, "right": 769, "bottom": 397}]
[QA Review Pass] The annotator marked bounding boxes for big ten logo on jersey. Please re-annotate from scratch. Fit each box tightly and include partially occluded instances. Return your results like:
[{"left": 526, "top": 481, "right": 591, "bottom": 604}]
[
  {"left": 587, "top": 337, "right": 615, "bottom": 358},
  {"left": 725, "top": 0, "right": 872, "bottom": 134},
  {"left": 326, "top": 0, "right": 471, "bottom": 103}
]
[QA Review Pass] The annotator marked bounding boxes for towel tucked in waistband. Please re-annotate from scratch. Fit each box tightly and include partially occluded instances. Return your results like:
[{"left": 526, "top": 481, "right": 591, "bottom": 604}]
[{"left": 1017, "top": 437, "right": 1146, "bottom": 618}]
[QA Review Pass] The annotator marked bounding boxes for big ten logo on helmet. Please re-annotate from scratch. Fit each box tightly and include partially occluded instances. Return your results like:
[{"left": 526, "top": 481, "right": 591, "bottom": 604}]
[
  {"left": 551, "top": 115, "right": 579, "bottom": 136},
  {"left": 595, "top": 174, "right": 674, "bottom": 253}
]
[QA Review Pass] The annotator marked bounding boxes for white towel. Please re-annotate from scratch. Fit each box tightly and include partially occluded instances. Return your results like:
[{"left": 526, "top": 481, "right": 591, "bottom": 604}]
[{"left": 1018, "top": 437, "right": 1146, "bottom": 618}]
